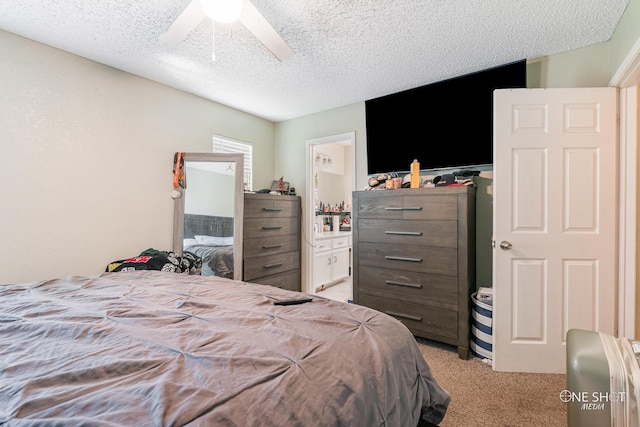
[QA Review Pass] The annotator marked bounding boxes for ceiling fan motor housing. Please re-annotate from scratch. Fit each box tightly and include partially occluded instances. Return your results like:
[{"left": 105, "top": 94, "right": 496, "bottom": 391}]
[{"left": 200, "top": 0, "right": 243, "bottom": 23}]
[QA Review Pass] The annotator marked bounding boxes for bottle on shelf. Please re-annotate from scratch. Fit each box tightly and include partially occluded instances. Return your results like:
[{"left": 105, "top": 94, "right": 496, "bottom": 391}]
[{"left": 410, "top": 159, "right": 420, "bottom": 188}]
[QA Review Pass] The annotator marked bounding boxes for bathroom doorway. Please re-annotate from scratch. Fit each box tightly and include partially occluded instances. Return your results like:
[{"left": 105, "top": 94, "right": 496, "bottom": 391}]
[{"left": 304, "top": 132, "right": 356, "bottom": 296}]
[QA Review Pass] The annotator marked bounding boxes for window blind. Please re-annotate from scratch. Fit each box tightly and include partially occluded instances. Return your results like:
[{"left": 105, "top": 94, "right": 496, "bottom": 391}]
[{"left": 212, "top": 135, "right": 252, "bottom": 191}]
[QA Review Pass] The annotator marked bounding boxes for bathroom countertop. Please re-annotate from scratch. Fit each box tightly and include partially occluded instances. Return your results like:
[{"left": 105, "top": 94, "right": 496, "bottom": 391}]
[{"left": 315, "top": 231, "right": 352, "bottom": 240}]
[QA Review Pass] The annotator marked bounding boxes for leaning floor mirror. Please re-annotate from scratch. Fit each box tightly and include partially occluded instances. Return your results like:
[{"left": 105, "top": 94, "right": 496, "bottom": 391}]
[{"left": 172, "top": 153, "right": 244, "bottom": 280}]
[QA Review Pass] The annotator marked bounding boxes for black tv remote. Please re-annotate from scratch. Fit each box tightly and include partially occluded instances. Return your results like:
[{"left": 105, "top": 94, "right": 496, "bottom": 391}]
[{"left": 274, "top": 297, "right": 313, "bottom": 306}]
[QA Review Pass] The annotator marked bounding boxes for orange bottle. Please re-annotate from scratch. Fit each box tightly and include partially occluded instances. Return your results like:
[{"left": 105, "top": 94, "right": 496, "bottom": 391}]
[{"left": 410, "top": 159, "right": 420, "bottom": 188}]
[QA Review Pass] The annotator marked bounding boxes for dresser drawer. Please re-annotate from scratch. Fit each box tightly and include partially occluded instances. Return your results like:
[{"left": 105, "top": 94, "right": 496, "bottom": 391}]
[
  {"left": 358, "top": 219, "right": 457, "bottom": 247},
  {"left": 358, "top": 265, "right": 458, "bottom": 309},
  {"left": 358, "top": 242, "right": 457, "bottom": 276},
  {"left": 250, "top": 269, "right": 300, "bottom": 292},
  {"left": 359, "top": 294, "right": 458, "bottom": 342},
  {"left": 244, "top": 234, "right": 299, "bottom": 259},
  {"left": 243, "top": 251, "right": 300, "bottom": 281},
  {"left": 356, "top": 194, "right": 457, "bottom": 220},
  {"left": 244, "top": 217, "right": 299, "bottom": 238},
  {"left": 244, "top": 199, "right": 298, "bottom": 218}
]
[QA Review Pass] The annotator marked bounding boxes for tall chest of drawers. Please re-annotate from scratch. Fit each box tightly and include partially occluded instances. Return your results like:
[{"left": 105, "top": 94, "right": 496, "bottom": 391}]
[
  {"left": 352, "top": 186, "right": 476, "bottom": 359},
  {"left": 243, "top": 193, "right": 301, "bottom": 292}
]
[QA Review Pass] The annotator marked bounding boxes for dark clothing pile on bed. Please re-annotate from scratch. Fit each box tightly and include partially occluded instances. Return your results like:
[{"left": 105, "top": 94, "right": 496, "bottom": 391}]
[{"left": 105, "top": 248, "right": 201, "bottom": 274}]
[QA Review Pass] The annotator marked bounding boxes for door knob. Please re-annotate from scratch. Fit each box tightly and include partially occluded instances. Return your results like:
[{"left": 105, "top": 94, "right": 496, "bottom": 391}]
[{"left": 499, "top": 240, "right": 512, "bottom": 250}]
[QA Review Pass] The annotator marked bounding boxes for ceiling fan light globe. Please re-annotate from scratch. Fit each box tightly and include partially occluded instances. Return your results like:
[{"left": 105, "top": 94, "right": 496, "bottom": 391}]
[{"left": 200, "top": 0, "right": 243, "bottom": 23}]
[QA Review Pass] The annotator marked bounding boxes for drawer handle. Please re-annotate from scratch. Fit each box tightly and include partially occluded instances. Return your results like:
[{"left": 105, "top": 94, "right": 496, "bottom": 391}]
[
  {"left": 384, "top": 207, "right": 423, "bottom": 211},
  {"left": 385, "top": 231, "right": 423, "bottom": 236},
  {"left": 385, "top": 310, "right": 422, "bottom": 321},
  {"left": 385, "top": 280, "right": 422, "bottom": 289},
  {"left": 385, "top": 256, "right": 422, "bottom": 263},
  {"left": 262, "top": 208, "right": 283, "bottom": 212},
  {"left": 263, "top": 262, "right": 283, "bottom": 268},
  {"left": 262, "top": 226, "right": 282, "bottom": 230},
  {"left": 262, "top": 244, "right": 283, "bottom": 249}
]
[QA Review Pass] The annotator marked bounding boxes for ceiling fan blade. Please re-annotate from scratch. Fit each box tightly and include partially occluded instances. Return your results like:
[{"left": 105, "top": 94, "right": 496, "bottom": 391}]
[
  {"left": 160, "top": 0, "right": 207, "bottom": 45},
  {"left": 239, "top": 0, "right": 294, "bottom": 61}
]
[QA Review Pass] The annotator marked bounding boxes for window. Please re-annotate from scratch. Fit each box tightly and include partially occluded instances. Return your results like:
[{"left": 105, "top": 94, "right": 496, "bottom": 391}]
[{"left": 212, "top": 134, "right": 253, "bottom": 191}]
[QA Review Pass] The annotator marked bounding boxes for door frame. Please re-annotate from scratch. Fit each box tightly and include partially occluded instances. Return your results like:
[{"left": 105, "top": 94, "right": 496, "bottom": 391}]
[
  {"left": 304, "top": 131, "right": 356, "bottom": 295},
  {"left": 611, "top": 34, "right": 640, "bottom": 338},
  {"left": 617, "top": 85, "right": 638, "bottom": 338}
]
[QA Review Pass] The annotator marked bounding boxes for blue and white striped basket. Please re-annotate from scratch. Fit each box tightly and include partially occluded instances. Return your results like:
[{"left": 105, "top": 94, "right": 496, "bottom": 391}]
[{"left": 470, "top": 292, "right": 493, "bottom": 360}]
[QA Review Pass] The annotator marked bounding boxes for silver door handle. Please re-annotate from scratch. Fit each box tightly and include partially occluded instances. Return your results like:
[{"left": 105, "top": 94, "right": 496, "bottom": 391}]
[{"left": 500, "top": 240, "right": 512, "bottom": 250}]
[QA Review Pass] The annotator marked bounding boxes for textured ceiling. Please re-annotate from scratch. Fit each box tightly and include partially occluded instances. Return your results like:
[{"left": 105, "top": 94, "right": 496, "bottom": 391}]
[{"left": 0, "top": 0, "right": 630, "bottom": 122}]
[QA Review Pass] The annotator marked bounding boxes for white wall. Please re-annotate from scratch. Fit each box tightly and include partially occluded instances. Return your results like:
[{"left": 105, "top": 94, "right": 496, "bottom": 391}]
[
  {"left": 317, "top": 171, "right": 346, "bottom": 207},
  {"left": 0, "top": 30, "right": 275, "bottom": 284},
  {"left": 274, "top": 103, "right": 367, "bottom": 194},
  {"left": 543, "top": 42, "right": 612, "bottom": 88},
  {"left": 541, "top": 0, "right": 640, "bottom": 88},
  {"left": 609, "top": 0, "right": 640, "bottom": 77},
  {"left": 315, "top": 143, "right": 352, "bottom": 207},
  {"left": 274, "top": 104, "right": 365, "bottom": 290}
]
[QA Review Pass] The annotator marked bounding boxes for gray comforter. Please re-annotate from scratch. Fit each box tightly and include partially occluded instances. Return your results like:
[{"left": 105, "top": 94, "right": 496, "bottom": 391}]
[{"left": 0, "top": 271, "right": 450, "bottom": 426}]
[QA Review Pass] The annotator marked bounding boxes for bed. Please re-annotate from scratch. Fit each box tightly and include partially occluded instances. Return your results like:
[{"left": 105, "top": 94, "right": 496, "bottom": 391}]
[
  {"left": 0, "top": 270, "right": 450, "bottom": 426},
  {"left": 183, "top": 214, "right": 234, "bottom": 278},
  {"left": 566, "top": 328, "right": 640, "bottom": 427}
]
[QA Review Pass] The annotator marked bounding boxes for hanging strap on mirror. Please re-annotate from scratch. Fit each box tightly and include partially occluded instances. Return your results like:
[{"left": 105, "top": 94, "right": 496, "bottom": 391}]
[{"left": 173, "top": 152, "right": 185, "bottom": 189}]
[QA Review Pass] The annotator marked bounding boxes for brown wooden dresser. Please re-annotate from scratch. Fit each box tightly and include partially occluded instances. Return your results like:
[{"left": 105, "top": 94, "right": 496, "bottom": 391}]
[
  {"left": 242, "top": 193, "right": 301, "bottom": 292},
  {"left": 352, "top": 186, "right": 476, "bottom": 359}
]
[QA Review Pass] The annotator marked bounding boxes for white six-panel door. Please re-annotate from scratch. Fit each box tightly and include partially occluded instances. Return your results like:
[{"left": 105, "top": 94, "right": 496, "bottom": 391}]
[{"left": 492, "top": 88, "right": 618, "bottom": 373}]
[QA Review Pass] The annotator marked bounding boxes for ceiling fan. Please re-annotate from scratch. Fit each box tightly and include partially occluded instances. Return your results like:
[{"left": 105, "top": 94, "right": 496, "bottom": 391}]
[{"left": 160, "top": 0, "right": 294, "bottom": 62}]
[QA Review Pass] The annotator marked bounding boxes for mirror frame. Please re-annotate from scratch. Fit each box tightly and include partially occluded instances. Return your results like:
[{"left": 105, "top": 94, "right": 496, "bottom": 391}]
[{"left": 172, "top": 152, "right": 244, "bottom": 280}]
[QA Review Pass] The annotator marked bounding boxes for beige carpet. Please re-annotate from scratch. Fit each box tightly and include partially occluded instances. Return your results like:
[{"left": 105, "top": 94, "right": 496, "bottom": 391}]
[{"left": 416, "top": 338, "right": 567, "bottom": 427}]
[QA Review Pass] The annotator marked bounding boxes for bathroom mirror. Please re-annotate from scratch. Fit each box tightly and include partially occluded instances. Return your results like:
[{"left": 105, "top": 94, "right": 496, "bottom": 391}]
[{"left": 172, "top": 153, "right": 244, "bottom": 280}]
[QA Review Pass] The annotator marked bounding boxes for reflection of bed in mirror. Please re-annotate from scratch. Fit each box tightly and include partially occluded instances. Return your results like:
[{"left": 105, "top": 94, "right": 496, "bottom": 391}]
[
  {"left": 183, "top": 213, "right": 234, "bottom": 278},
  {"left": 172, "top": 152, "right": 244, "bottom": 281}
]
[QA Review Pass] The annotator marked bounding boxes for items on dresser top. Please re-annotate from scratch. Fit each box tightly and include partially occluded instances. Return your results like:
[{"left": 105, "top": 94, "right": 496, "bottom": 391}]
[
  {"left": 352, "top": 186, "right": 476, "bottom": 359},
  {"left": 366, "top": 171, "right": 476, "bottom": 190},
  {"left": 243, "top": 193, "right": 301, "bottom": 292}
]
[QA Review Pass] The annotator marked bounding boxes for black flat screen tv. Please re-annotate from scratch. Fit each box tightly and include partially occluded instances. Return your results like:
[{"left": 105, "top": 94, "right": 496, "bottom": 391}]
[{"left": 365, "top": 59, "right": 526, "bottom": 175}]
